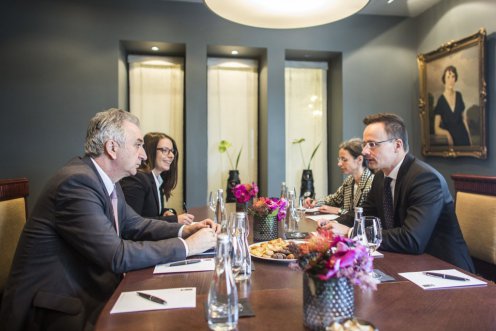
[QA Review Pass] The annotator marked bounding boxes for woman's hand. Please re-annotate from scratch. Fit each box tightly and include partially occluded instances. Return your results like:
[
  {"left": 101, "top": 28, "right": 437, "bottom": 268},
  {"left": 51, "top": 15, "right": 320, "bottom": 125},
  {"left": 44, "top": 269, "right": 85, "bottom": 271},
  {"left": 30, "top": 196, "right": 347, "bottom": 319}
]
[
  {"left": 177, "top": 213, "right": 194, "bottom": 225},
  {"left": 303, "top": 198, "right": 315, "bottom": 208},
  {"left": 318, "top": 205, "right": 341, "bottom": 215}
]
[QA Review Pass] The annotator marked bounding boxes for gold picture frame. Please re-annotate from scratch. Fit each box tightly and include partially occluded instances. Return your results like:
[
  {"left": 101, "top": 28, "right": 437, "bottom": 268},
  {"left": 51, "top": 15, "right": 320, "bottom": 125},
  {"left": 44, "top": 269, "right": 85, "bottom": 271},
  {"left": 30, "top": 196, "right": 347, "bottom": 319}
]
[{"left": 417, "top": 28, "right": 487, "bottom": 159}]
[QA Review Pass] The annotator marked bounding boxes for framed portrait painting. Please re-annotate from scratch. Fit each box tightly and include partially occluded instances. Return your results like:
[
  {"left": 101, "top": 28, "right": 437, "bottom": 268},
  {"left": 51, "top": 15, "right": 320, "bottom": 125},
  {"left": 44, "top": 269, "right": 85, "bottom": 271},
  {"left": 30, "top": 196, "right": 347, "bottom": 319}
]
[{"left": 417, "top": 28, "right": 487, "bottom": 159}]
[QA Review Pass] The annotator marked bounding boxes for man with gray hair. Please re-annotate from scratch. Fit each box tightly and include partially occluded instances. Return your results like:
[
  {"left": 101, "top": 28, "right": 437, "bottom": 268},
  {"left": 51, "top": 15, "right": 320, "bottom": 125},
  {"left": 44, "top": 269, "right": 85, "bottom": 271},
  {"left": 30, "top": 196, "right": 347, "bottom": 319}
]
[{"left": 0, "top": 108, "right": 220, "bottom": 331}]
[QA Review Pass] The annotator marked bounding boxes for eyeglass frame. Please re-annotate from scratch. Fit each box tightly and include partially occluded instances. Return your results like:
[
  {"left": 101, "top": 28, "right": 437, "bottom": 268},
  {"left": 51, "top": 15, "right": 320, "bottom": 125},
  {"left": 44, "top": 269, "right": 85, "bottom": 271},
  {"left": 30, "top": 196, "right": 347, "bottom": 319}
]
[
  {"left": 361, "top": 138, "right": 396, "bottom": 149},
  {"left": 156, "top": 147, "right": 177, "bottom": 156}
]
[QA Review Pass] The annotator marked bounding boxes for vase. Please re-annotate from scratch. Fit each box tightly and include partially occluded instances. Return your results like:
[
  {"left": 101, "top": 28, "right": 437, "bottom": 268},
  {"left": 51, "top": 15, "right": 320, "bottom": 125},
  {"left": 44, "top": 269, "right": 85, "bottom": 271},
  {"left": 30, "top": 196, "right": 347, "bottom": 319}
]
[
  {"left": 226, "top": 170, "right": 240, "bottom": 203},
  {"left": 253, "top": 214, "right": 278, "bottom": 242},
  {"left": 303, "top": 273, "right": 354, "bottom": 330},
  {"left": 300, "top": 169, "right": 315, "bottom": 200},
  {"left": 235, "top": 202, "right": 248, "bottom": 213}
]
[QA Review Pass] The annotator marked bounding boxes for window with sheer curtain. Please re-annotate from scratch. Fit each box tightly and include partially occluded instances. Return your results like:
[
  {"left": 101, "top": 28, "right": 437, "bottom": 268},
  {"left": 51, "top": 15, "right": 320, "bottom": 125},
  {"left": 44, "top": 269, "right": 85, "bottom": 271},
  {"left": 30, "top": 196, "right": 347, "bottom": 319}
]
[
  {"left": 207, "top": 58, "right": 258, "bottom": 198},
  {"left": 128, "top": 55, "right": 184, "bottom": 211},
  {"left": 285, "top": 61, "right": 328, "bottom": 200}
]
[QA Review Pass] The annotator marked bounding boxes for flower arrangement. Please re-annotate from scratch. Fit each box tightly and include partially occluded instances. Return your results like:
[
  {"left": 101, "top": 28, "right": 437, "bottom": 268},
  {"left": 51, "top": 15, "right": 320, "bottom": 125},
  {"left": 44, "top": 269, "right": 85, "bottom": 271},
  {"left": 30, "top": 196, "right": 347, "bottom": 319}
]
[
  {"left": 218, "top": 140, "right": 242, "bottom": 170},
  {"left": 249, "top": 197, "right": 288, "bottom": 222},
  {"left": 289, "top": 228, "right": 376, "bottom": 291},
  {"left": 292, "top": 138, "right": 321, "bottom": 170},
  {"left": 233, "top": 182, "right": 258, "bottom": 204}
]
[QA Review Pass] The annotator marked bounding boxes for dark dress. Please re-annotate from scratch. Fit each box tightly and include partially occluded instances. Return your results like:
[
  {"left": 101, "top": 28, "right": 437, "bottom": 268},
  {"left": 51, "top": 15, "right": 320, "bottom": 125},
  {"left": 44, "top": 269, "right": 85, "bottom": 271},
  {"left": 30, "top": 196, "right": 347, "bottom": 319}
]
[{"left": 434, "top": 91, "right": 470, "bottom": 146}]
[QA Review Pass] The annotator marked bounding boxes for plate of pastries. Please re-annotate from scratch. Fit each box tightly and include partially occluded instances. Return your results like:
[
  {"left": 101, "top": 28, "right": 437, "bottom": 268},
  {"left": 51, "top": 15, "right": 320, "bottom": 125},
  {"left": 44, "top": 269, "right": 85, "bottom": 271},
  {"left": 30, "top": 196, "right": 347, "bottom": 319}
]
[{"left": 249, "top": 238, "right": 304, "bottom": 262}]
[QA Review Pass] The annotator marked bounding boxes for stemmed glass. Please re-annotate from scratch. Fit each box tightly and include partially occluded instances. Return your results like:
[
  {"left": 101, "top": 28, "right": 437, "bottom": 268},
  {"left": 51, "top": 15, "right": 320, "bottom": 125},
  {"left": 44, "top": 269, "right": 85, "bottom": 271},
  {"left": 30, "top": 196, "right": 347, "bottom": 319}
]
[
  {"left": 208, "top": 191, "right": 216, "bottom": 212},
  {"left": 364, "top": 216, "right": 382, "bottom": 278}
]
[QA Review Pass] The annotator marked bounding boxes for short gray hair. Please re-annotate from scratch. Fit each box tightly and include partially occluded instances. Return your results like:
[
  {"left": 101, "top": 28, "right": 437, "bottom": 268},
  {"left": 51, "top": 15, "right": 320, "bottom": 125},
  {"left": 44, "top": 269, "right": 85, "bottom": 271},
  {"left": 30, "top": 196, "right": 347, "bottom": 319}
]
[{"left": 84, "top": 108, "right": 140, "bottom": 157}]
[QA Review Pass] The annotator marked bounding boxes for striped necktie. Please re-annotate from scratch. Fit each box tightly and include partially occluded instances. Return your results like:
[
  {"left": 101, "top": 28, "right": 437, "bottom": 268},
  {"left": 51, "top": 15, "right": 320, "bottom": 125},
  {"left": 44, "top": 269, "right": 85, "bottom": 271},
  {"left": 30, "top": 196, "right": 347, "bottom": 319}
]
[
  {"left": 110, "top": 188, "right": 120, "bottom": 236},
  {"left": 383, "top": 176, "right": 395, "bottom": 229}
]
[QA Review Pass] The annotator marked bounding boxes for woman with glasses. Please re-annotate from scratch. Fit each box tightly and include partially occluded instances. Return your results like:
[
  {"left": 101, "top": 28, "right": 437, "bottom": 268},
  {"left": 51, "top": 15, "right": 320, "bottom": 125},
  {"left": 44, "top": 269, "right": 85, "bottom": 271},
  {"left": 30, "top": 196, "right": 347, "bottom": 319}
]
[
  {"left": 303, "top": 138, "right": 374, "bottom": 216},
  {"left": 120, "top": 132, "right": 194, "bottom": 224}
]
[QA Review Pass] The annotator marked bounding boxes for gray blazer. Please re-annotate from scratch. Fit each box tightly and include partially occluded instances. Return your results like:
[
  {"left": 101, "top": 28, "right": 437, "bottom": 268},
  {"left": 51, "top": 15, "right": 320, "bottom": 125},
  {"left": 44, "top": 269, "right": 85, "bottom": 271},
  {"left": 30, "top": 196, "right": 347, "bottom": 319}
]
[{"left": 0, "top": 156, "right": 186, "bottom": 331}]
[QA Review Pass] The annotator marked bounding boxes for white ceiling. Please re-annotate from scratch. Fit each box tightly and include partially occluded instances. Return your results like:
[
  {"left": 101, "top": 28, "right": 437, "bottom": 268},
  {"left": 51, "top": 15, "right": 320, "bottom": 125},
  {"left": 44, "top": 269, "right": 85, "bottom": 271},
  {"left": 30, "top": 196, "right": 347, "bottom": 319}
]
[{"left": 160, "top": 0, "right": 443, "bottom": 18}]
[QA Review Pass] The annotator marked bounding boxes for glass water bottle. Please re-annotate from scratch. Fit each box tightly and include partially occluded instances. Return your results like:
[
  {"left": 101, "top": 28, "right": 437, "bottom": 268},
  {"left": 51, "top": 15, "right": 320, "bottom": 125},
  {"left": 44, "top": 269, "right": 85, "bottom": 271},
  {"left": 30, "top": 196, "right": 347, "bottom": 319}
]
[
  {"left": 350, "top": 207, "right": 368, "bottom": 246},
  {"left": 207, "top": 233, "right": 239, "bottom": 331}
]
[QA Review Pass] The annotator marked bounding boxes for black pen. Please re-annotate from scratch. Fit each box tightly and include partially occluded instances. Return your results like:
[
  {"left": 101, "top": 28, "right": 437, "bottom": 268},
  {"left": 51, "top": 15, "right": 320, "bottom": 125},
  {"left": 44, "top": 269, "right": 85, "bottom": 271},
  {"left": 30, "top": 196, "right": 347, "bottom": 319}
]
[
  {"left": 169, "top": 259, "right": 201, "bottom": 267},
  {"left": 423, "top": 272, "right": 469, "bottom": 281},
  {"left": 137, "top": 292, "right": 167, "bottom": 305},
  {"left": 183, "top": 201, "right": 188, "bottom": 213}
]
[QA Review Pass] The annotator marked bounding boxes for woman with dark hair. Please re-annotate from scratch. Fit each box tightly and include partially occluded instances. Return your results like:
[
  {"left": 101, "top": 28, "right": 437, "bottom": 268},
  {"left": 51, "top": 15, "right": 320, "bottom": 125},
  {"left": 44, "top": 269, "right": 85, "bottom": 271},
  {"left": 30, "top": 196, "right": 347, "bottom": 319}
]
[
  {"left": 433, "top": 65, "right": 471, "bottom": 146},
  {"left": 120, "top": 132, "right": 194, "bottom": 224},
  {"left": 304, "top": 138, "right": 374, "bottom": 216}
]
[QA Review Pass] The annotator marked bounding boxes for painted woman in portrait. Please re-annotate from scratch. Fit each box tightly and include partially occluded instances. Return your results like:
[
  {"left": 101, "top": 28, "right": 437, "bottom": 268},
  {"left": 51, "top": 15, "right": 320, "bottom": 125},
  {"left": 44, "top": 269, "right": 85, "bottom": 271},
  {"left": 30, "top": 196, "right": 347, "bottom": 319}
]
[{"left": 433, "top": 65, "right": 471, "bottom": 146}]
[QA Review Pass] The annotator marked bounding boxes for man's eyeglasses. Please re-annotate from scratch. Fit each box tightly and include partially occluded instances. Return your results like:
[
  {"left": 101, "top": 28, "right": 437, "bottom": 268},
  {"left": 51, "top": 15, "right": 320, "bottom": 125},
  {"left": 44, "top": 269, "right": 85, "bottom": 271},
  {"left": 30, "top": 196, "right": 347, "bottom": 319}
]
[
  {"left": 362, "top": 138, "right": 396, "bottom": 149},
  {"left": 156, "top": 147, "right": 177, "bottom": 156}
]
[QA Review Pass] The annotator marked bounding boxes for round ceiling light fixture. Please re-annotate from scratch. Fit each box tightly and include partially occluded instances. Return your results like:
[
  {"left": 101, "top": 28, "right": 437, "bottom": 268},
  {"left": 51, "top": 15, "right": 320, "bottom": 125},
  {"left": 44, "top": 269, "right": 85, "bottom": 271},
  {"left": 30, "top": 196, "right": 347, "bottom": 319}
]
[{"left": 204, "top": 0, "right": 370, "bottom": 29}]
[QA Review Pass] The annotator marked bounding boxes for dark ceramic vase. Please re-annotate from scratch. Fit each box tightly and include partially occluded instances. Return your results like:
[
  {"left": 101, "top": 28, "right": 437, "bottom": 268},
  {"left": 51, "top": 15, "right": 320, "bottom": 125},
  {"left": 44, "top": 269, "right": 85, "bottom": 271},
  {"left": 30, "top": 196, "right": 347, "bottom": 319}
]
[
  {"left": 253, "top": 214, "right": 278, "bottom": 242},
  {"left": 226, "top": 170, "right": 240, "bottom": 203},
  {"left": 300, "top": 169, "right": 315, "bottom": 199}
]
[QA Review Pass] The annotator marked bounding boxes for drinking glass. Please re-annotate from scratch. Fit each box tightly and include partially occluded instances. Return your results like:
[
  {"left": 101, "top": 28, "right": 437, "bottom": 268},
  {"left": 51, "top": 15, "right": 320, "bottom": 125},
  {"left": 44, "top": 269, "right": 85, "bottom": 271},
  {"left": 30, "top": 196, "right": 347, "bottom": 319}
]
[
  {"left": 364, "top": 216, "right": 382, "bottom": 255},
  {"left": 208, "top": 191, "right": 216, "bottom": 212}
]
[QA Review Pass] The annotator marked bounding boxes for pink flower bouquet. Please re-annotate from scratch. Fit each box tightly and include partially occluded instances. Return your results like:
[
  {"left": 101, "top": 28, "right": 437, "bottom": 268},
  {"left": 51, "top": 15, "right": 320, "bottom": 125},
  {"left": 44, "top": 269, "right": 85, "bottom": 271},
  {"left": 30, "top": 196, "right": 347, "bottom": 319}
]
[{"left": 233, "top": 182, "right": 259, "bottom": 204}]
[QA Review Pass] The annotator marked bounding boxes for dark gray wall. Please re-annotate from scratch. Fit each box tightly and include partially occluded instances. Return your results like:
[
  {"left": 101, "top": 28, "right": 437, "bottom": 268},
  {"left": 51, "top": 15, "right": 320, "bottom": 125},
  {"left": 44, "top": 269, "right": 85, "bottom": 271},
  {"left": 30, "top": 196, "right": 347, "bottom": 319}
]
[{"left": 0, "top": 0, "right": 493, "bottom": 209}]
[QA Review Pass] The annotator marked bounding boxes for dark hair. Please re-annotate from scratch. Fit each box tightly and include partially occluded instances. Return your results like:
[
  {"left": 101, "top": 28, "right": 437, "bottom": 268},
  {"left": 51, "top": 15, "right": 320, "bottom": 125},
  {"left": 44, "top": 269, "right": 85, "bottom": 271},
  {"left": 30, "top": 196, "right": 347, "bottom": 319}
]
[
  {"left": 363, "top": 113, "right": 409, "bottom": 152},
  {"left": 339, "top": 138, "right": 367, "bottom": 168},
  {"left": 442, "top": 65, "right": 458, "bottom": 84},
  {"left": 140, "top": 132, "right": 179, "bottom": 200}
]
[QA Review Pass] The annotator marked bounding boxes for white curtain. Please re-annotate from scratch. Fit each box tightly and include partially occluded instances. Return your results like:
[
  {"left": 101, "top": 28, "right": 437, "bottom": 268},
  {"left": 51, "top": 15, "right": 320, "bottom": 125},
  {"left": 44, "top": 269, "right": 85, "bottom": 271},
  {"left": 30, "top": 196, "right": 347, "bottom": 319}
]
[
  {"left": 207, "top": 58, "right": 258, "bottom": 198},
  {"left": 285, "top": 61, "right": 328, "bottom": 200},
  {"left": 128, "top": 55, "right": 184, "bottom": 211}
]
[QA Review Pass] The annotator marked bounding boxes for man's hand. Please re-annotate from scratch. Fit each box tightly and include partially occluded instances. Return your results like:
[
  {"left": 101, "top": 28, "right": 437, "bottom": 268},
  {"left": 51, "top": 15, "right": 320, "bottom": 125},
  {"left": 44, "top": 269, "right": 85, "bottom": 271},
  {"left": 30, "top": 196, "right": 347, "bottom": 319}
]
[
  {"left": 177, "top": 213, "right": 195, "bottom": 225},
  {"left": 319, "top": 220, "right": 350, "bottom": 237},
  {"left": 303, "top": 198, "right": 315, "bottom": 208},
  {"left": 182, "top": 219, "right": 220, "bottom": 238},
  {"left": 184, "top": 228, "right": 217, "bottom": 256}
]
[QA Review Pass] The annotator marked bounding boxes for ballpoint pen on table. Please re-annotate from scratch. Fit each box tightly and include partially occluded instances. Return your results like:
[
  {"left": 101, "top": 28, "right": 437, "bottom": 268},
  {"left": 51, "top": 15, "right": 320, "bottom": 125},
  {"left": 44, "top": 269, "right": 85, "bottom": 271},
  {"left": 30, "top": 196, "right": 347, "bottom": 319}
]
[
  {"left": 137, "top": 292, "right": 167, "bottom": 305},
  {"left": 169, "top": 259, "right": 202, "bottom": 267},
  {"left": 423, "top": 272, "right": 469, "bottom": 281}
]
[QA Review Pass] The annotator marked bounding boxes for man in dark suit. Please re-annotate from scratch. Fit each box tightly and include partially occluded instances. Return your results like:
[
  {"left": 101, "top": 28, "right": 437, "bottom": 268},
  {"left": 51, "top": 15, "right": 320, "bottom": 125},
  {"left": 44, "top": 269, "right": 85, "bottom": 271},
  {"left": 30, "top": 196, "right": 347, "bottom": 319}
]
[
  {"left": 0, "top": 109, "right": 220, "bottom": 331},
  {"left": 326, "top": 113, "right": 474, "bottom": 272}
]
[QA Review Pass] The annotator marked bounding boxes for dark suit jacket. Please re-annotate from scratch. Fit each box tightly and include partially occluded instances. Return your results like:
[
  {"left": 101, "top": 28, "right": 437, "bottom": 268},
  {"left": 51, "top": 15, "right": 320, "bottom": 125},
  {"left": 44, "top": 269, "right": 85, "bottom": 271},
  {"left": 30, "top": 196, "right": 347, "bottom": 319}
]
[
  {"left": 0, "top": 157, "right": 187, "bottom": 331},
  {"left": 120, "top": 171, "right": 178, "bottom": 223},
  {"left": 340, "top": 154, "right": 474, "bottom": 272}
]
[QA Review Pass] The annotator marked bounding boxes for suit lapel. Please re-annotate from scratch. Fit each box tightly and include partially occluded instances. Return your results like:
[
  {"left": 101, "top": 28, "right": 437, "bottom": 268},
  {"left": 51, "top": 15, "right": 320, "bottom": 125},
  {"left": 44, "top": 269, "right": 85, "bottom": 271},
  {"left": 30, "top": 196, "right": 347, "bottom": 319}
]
[
  {"left": 148, "top": 173, "right": 162, "bottom": 215},
  {"left": 393, "top": 154, "right": 415, "bottom": 213}
]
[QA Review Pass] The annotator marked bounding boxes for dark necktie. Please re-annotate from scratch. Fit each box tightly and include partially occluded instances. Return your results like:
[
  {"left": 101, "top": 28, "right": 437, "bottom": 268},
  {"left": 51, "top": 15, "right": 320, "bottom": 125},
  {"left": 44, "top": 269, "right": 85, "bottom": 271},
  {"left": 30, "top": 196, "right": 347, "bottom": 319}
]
[
  {"left": 383, "top": 176, "right": 394, "bottom": 229},
  {"left": 111, "top": 188, "right": 120, "bottom": 236}
]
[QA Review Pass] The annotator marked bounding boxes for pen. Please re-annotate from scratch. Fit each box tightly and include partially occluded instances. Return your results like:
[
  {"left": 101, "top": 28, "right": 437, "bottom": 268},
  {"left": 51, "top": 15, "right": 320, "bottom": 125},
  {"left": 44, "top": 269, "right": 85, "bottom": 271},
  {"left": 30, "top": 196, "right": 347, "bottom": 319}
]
[
  {"left": 137, "top": 292, "right": 167, "bottom": 305},
  {"left": 183, "top": 201, "right": 188, "bottom": 213},
  {"left": 169, "top": 259, "right": 201, "bottom": 267},
  {"left": 423, "top": 272, "right": 469, "bottom": 281}
]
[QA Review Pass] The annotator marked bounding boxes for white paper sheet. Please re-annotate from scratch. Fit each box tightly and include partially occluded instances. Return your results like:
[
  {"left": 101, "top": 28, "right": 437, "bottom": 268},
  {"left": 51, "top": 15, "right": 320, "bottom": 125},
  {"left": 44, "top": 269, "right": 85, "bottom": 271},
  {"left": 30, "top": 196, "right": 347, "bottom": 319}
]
[
  {"left": 399, "top": 269, "right": 487, "bottom": 290},
  {"left": 306, "top": 214, "right": 339, "bottom": 222},
  {"left": 153, "top": 258, "right": 215, "bottom": 274},
  {"left": 371, "top": 250, "right": 384, "bottom": 258},
  {"left": 110, "top": 288, "right": 196, "bottom": 314}
]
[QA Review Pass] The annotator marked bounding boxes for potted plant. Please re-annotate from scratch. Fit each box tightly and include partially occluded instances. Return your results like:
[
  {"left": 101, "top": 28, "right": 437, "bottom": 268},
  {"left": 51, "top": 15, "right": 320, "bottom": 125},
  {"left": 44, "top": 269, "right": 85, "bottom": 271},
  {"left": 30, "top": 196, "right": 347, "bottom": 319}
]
[
  {"left": 218, "top": 140, "right": 242, "bottom": 202},
  {"left": 232, "top": 182, "right": 258, "bottom": 212},
  {"left": 248, "top": 197, "right": 287, "bottom": 242},
  {"left": 292, "top": 138, "right": 321, "bottom": 199},
  {"left": 289, "top": 228, "right": 376, "bottom": 330}
]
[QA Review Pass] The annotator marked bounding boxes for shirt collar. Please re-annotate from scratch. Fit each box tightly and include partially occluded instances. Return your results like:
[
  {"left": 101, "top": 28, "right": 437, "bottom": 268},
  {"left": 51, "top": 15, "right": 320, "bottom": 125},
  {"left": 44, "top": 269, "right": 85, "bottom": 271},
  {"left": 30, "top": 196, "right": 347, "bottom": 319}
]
[
  {"left": 90, "top": 158, "right": 115, "bottom": 196},
  {"left": 386, "top": 155, "right": 405, "bottom": 181}
]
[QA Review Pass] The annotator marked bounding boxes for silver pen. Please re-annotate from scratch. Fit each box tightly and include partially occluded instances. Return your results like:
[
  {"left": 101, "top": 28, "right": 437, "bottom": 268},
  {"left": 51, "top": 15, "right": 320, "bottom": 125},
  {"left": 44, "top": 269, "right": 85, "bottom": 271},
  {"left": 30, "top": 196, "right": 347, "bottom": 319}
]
[{"left": 169, "top": 259, "right": 202, "bottom": 267}]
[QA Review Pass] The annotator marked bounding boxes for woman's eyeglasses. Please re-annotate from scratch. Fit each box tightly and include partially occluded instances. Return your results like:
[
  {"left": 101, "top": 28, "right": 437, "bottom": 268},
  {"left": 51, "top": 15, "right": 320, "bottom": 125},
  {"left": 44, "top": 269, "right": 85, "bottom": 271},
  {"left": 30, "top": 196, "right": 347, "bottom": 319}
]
[{"left": 156, "top": 147, "right": 177, "bottom": 156}]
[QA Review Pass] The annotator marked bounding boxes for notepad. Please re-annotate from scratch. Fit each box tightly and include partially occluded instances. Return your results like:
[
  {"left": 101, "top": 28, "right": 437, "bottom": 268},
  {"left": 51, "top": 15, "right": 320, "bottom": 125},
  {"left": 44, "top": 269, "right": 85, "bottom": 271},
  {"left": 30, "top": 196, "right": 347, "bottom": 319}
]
[
  {"left": 399, "top": 269, "right": 487, "bottom": 290},
  {"left": 306, "top": 214, "right": 340, "bottom": 222},
  {"left": 110, "top": 288, "right": 196, "bottom": 313},
  {"left": 153, "top": 258, "right": 215, "bottom": 274}
]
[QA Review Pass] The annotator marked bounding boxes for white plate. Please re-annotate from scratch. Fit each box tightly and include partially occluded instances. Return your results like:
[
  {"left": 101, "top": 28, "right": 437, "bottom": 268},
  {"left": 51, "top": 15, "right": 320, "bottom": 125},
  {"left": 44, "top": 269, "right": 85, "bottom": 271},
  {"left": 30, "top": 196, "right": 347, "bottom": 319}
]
[{"left": 249, "top": 240, "right": 306, "bottom": 263}]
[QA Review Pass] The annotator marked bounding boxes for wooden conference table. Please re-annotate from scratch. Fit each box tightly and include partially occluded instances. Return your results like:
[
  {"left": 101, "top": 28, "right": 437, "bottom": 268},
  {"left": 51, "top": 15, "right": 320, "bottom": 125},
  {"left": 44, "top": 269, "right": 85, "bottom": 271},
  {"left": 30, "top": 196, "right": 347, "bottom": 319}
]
[{"left": 95, "top": 205, "right": 496, "bottom": 331}]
